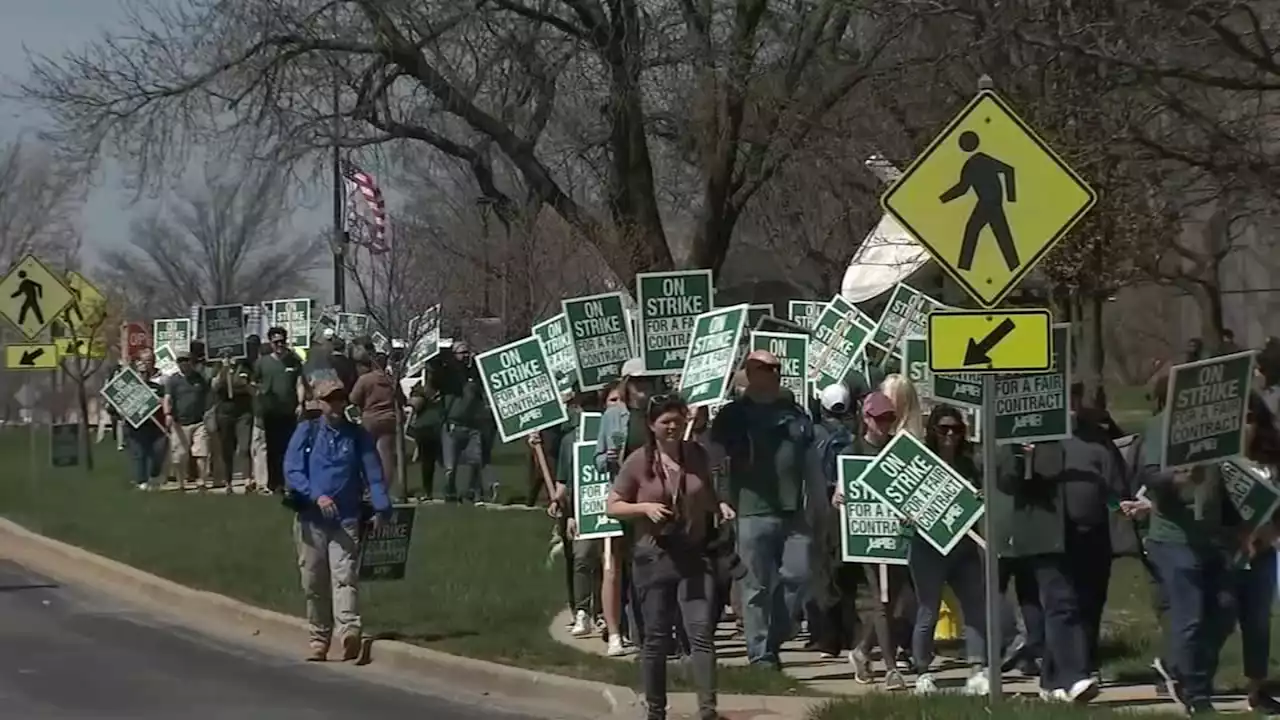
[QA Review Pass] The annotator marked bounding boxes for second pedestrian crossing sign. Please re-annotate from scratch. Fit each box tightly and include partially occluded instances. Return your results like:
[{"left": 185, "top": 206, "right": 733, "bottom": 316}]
[
  {"left": 880, "top": 90, "right": 1097, "bottom": 308},
  {"left": 0, "top": 254, "right": 74, "bottom": 339}
]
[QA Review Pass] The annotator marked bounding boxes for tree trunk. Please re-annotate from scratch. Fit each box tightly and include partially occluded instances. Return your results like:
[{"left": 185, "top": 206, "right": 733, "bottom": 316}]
[{"left": 1191, "top": 282, "right": 1226, "bottom": 356}]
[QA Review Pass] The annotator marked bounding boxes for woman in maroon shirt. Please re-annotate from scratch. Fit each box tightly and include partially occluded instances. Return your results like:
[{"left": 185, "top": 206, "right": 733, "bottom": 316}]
[{"left": 607, "top": 395, "right": 724, "bottom": 720}]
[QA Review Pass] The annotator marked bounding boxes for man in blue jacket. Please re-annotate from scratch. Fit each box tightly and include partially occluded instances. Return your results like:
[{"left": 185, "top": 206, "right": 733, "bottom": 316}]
[{"left": 285, "top": 377, "right": 391, "bottom": 662}]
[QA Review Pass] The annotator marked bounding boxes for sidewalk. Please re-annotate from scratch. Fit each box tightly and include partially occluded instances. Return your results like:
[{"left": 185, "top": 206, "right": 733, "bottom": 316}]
[{"left": 549, "top": 610, "right": 1249, "bottom": 715}]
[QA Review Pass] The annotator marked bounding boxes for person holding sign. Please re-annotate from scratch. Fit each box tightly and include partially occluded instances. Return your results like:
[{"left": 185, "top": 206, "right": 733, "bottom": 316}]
[
  {"left": 606, "top": 395, "right": 726, "bottom": 720},
  {"left": 126, "top": 352, "right": 168, "bottom": 491}
]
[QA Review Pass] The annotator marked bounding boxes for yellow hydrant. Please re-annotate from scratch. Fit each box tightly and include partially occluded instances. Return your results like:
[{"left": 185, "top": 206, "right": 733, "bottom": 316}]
[{"left": 934, "top": 588, "right": 961, "bottom": 641}]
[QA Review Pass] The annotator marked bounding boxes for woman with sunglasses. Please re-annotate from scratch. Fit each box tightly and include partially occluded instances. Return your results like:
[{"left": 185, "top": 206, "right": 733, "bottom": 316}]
[
  {"left": 907, "top": 405, "right": 990, "bottom": 695},
  {"left": 607, "top": 395, "right": 727, "bottom": 720}
]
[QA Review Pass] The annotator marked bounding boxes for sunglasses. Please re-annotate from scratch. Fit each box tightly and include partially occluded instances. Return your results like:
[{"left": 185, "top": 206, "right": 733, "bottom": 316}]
[
  {"left": 936, "top": 423, "right": 964, "bottom": 435},
  {"left": 867, "top": 412, "right": 897, "bottom": 424},
  {"left": 747, "top": 361, "right": 781, "bottom": 373}
]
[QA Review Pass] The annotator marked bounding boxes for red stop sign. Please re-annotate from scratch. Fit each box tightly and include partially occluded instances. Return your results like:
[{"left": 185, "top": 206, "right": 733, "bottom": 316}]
[{"left": 125, "top": 322, "right": 150, "bottom": 360}]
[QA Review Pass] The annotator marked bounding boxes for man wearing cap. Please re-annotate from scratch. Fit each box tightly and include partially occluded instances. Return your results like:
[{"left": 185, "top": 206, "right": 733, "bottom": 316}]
[
  {"left": 254, "top": 326, "right": 305, "bottom": 494},
  {"left": 284, "top": 377, "right": 391, "bottom": 662},
  {"left": 163, "top": 349, "right": 211, "bottom": 491},
  {"left": 709, "top": 349, "right": 823, "bottom": 669}
]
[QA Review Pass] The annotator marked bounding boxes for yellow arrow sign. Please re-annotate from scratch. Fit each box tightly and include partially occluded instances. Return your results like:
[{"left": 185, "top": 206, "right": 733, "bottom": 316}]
[
  {"left": 881, "top": 91, "right": 1097, "bottom": 308},
  {"left": 56, "top": 337, "right": 108, "bottom": 359},
  {"left": 0, "top": 254, "right": 75, "bottom": 340},
  {"left": 6, "top": 343, "right": 60, "bottom": 370},
  {"left": 63, "top": 271, "right": 107, "bottom": 332},
  {"left": 927, "top": 309, "right": 1053, "bottom": 374}
]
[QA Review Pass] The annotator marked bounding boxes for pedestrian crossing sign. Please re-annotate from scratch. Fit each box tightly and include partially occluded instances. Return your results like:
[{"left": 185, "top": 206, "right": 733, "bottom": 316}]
[
  {"left": 880, "top": 90, "right": 1097, "bottom": 308},
  {"left": 0, "top": 254, "right": 75, "bottom": 340}
]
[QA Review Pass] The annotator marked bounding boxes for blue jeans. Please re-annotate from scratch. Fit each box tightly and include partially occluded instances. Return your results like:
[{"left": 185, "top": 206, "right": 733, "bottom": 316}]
[
  {"left": 736, "top": 513, "right": 812, "bottom": 665},
  {"left": 1145, "top": 540, "right": 1236, "bottom": 707},
  {"left": 908, "top": 534, "right": 987, "bottom": 669},
  {"left": 1235, "top": 548, "right": 1277, "bottom": 681},
  {"left": 127, "top": 431, "right": 168, "bottom": 486},
  {"left": 440, "top": 424, "right": 484, "bottom": 501}
]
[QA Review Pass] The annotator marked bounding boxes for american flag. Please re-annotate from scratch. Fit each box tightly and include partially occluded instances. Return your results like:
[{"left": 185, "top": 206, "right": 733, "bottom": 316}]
[{"left": 341, "top": 160, "right": 391, "bottom": 254}]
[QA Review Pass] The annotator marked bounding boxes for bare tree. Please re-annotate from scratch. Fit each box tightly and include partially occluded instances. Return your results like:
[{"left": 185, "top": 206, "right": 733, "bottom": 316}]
[
  {"left": 0, "top": 139, "right": 82, "bottom": 267},
  {"left": 97, "top": 165, "right": 323, "bottom": 317}
]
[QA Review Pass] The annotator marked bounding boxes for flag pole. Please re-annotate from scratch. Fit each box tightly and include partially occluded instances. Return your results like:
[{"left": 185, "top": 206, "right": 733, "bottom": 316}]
[{"left": 330, "top": 9, "right": 347, "bottom": 312}]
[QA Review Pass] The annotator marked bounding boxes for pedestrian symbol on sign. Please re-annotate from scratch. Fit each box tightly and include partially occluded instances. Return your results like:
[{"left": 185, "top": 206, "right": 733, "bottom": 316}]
[
  {"left": 13, "top": 271, "right": 44, "bottom": 326},
  {"left": 940, "top": 131, "right": 1019, "bottom": 273}
]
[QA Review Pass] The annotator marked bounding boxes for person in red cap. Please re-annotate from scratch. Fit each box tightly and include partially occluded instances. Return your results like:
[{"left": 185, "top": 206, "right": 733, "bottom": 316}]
[{"left": 708, "top": 348, "right": 823, "bottom": 669}]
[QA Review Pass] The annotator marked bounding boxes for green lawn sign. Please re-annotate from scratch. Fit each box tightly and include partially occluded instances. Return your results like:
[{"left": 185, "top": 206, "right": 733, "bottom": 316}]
[
  {"left": 838, "top": 455, "right": 909, "bottom": 564},
  {"left": 636, "top": 270, "right": 713, "bottom": 374},
  {"left": 562, "top": 292, "right": 634, "bottom": 391},
  {"left": 359, "top": 504, "right": 417, "bottom": 581},
  {"left": 533, "top": 312, "right": 578, "bottom": 394},
  {"left": 679, "top": 304, "right": 748, "bottom": 407},
  {"left": 476, "top": 335, "right": 569, "bottom": 443},
  {"left": 808, "top": 295, "right": 874, "bottom": 391},
  {"left": 787, "top": 300, "right": 824, "bottom": 331},
  {"left": 574, "top": 441, "right": 624, "bottom": 541}
]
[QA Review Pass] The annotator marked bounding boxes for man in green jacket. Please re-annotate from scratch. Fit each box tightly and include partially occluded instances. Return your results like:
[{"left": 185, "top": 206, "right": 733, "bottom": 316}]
[
  {"left": 438, "top": 342, "right": 489, "bottom": 504},
  {"left": 253, "top": 326, "right": 304, "bottom": 493}
]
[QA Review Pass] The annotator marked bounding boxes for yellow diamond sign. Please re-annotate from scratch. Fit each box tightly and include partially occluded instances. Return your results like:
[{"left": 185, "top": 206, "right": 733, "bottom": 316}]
[
  {"left": 63, "top": 271, "right": 108, "bottom": 332},
  {"left": 881, "top": 90, "right": 1097, "bottom": 308},
  {"left": 0, "top": 254, "right": 75, "bottom": 340}
]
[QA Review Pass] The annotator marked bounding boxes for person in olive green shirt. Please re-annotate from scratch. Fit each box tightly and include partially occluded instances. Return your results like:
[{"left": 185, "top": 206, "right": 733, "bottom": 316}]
[
  {"left": 211, "top": 351, "right": 255, "bottom": 491},
  {"left": 253, "top": 326, "right": 304, "bottom": 493},
  {"left": 408, "top": 371, "right": 445, "bottom": 501},
  {"left": 163, "top": 351, "right": 211, "bottom": 491},
  {"left": 437, "top": 343, "right": 488, "bottom": 504}
]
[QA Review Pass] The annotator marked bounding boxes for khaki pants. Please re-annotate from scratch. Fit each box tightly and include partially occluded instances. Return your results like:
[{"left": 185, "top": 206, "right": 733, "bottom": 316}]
[
  {"left": 294, "top": 516, "right": 362, "bottom": 644},
  {"left": 250, "top": 422, "right": 268, "bottom": 487},
  {"left": 169, "top": 422, "right": 209, "bottom": 479}
]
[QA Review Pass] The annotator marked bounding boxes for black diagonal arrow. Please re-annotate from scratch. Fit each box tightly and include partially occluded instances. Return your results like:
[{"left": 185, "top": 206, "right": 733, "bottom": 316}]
[
  {"left": 963, "top": 318, "right": 1017, "bottom": 366},
  {"left": 20, "top": 348, "right": 46, "bottom": 367}
]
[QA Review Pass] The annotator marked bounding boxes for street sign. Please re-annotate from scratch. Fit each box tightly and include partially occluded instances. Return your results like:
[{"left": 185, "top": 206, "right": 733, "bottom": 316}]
[
  {"left": 1160, "top": 349, "right": 1255, "bottom": 470},
  {"left": 562, "top": 292, "right": 633, "bottom": 391},
  {"left": 475, "top": 335, "right": 569, "bottom": 443},
  {"left": 359, "top": 504, "right": 417, "bottom": 581},
  {"left": 838, "top": 455, "right": 909, "bottom": 564},
  {"left": 869, "top": 284, "right": 949, "bottom": 357},
  {"left": 533, "top": 313, "right": 577, "bottom": 394},
  {"left": 153, "top": 318, "right": 191, "bottom": 354},
  {"left": 750, "top": 331, "right": 809, "bottom": 400},
  {"left": 0, "top": 254, "right": 75, "bottom": 339},
  {"left": 100, "top": 366, "right": 163, "bottom": 429},
  {"left": 6, "top": 343, "right": 58, "bottom": 370},
  {"left": 635, "top": 269, "right": 713, "bottom": 374},
  {"left": 993, "top": 323, "right": 1072, "bottom": 445},
  {"left": 927, "top": 309, "right": 1053, "bottom": 374},
  {"left": 62, "top": 271, "right": 108, "bottom": 332},
  {"left": 573, "top": 441, "right": 624, "bottom": 541},
  {"left": 201, "top": 304, "right": 247, "bottom": 359},
  {"left": 787, "top": 300, "right": 824, "bottom": 331},
  {"left": 881, "top": 90, "right": 1098, "bottom": 308},
  {"left": 55, "top": 337, "right": 107, "bottom": 359},
  {"left": 679, "top": 304, "right": 748, "bottom": 407},
  {"left": 808, "top": 295, "right": 874, "bottom": 391},
  {"left": 851, "top": 430, "right": 985, "bottom": 556},
  {"left": 271, "top": 298, "right": 312, "bottom": 349},
  {"left": 51, "top": 423, "right": 81, "bottom": 468}
]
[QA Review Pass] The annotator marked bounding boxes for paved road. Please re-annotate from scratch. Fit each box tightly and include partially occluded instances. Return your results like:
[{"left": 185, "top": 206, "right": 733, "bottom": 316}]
[{"left": 0, "top": 560, "right": 535, "bottom": 720}]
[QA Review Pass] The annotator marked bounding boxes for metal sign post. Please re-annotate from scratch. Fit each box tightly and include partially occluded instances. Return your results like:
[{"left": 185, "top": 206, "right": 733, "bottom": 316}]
[{"left": 981, "top": 372, "right": 1001, "bottom": 698}]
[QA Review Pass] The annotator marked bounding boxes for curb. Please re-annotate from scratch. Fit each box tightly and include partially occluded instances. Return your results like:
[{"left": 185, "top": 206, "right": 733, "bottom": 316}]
[{"left": 0, "top": 518, "right": 635, "bottom": 719}]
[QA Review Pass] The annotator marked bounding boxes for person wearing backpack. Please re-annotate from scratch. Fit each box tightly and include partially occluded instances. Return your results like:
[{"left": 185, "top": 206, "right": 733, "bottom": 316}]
[{"left": 284, "top": 377, "right": 391, "bottom": 662}]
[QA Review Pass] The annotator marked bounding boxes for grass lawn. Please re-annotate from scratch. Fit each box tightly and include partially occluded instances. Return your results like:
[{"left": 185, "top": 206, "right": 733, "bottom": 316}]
[
  {"left": 0, "top": 430, "right": 799, "bottom": 696},
  {"left": 809, "top": 694, "right": 1185, "bottom": 719}
]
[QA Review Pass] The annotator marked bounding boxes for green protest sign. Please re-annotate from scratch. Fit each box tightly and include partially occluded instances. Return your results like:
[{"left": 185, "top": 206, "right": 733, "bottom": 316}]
[
  {"left": 1161, "top": 349, "right": 1255, "bottom": 469},
  {"left": 808, "top": 295, "right": 874, "bottom": 391},
  {"left": 1221, "top": 459, "right": 1280, "bottom": 538},
  {"left": 787, "top": 300, "right": 824, "bottom": 331},
  {"left": 405, "top": 306, "right": 441, "bottom": 376},
  {"left": 994, "top": 323, "right": 1072, "bottom": 445},
  {"left": 746, "top": 304, "right": 775, "bottom": 327},
  {"left": 903, "top": 336, "right": 933, "bottom": 396},
  {"left": 562, "top": 292, "right": 633, "bottom": 391},
  {"left": 838, "top": 455, "right": 909, "bottom": 564},
  {"left": 578, "top": 412, "right": 602, "bottom": 444},
  {"left": 680, "top": 304, "right": 747, "bottom": 407},
  {"left": 574, "top": 441, "right": 624, "bottom": 540},
  {"left": 359, "top": 505, "right": 417, "bottom": 581},
  {"left": 154, "top": 344, "right": 180, "bottom": 377},
  {"left": 852, "top": 430, "right": 985, "bottom": 555},
  {"left": 51, "top": 423, "right": 80, "bottom": 468},
  {"left": 534, "top": 313, "right": 579, "bottom": 394},
  {"left": 100, "top": 367, "right": 162, "bottom": 429},
  {"left": 153, "top": 317, "right": 192, "bottom": 353},
  {"left": 869, "top": 284, "right": 948, "bottom": 356},
  {"left": 476, "top": 335, "right": 568, "bottom": 443},
  {"left": 272, "top": 298, "right": 312, "bottom": 349},
  {"left": 335, "top": 312, "right": 371, "bottom": 341},
  {"left": 201, "top": 304, "right": 246, "bottom": 358},
  {"left": 636, "top": 270, "right": 713, "bottom": 374},
  {"left": 750, "top": 331, "right": 809, "bottom": 400}
]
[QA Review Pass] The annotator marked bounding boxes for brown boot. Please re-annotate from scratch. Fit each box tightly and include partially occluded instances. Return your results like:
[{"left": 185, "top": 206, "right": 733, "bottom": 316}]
[
  {"left": 306, "top": 640, "right": 329, "bottom": 662},
  {"left": 340, "top": 632, "right": 362, "bottom": 661}
]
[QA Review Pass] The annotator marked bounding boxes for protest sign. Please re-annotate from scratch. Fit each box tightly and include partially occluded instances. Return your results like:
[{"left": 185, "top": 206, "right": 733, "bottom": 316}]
[
  {"left": 750, "top": 331, "right": 809, "bottom": 400},
  {"left": 787, "top": 300, "right": 824, "bottom": 331},
  {"left": 838, "top": 455, "right": 909, "bottom": 564},
  {"left": 1221, "top": 460, "right": 1280, "bottom": 540},
  {"left": 994, "top": 323, "right": 1072, "bottom": 445},
  {"left": 574, "top": 441, "right": 624, "bottom": 540},
  {"left": 335, "top": 312, "right": 371, "bottom": 341},
  {"left": 154, "top": 344, "right": 180, "bottom": 376},
  {"left": 476, "top": 335, "right": 568, "bottom": 443},
  {"left": 636, "top": 270, "right": 713, "bottom": 374},
  {"left": 533, "top": 313, "right": 579, "bottom": 394},
  {"left": 201, "top": 304, "right": 246, "bottom": 358},
  {"left": 869, "top": 283, "right": 948, "bottom": 356},
  {"left": 680, "top": 304, "right": 747, "bottom": 407},
  {"left": 808, "top": 295, "right": 874, "bottom": 391},
  {"left": 578, "top": 412, "right": 602, "bottom": 444},
  {"left": 100, "top": 367, "right": 162, "bottom": 429},
  {"left": 852, "top": 430, "right": 985, "bottom": 555},
  {"left": 153, "top": 318, "right": 192, "bottom": 354},
  {"left": 51, "top": 423, "right": 80, "bottom": 468},
  {"left": 405, "top": 306, "right": 441, "bottom": 375},
  {"left": 272, "top": 298, "right": 312, "bottom": 349},
  {"left": 359, "top": 505, "right": 417, "bottom": 581},
  {"left": 562, "top": 292, "right": 633, "bottom": 391},
  {"left": 903, "top": 336, "right": 933, "bottom": 396},
  {"left": 1161, "top": 350, "right": 1255, "bottom": 469}
]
